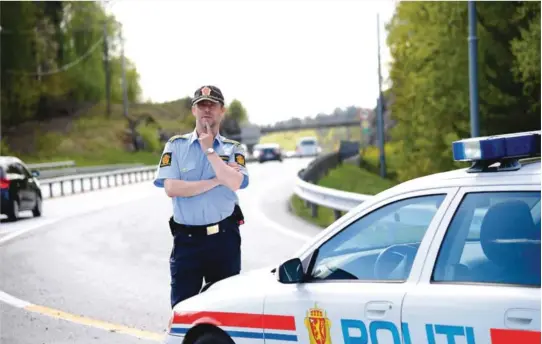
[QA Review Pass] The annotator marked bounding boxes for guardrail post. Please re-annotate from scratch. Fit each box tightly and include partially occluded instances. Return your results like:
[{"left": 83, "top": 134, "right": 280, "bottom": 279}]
[
  {"left": 60, "top": 181, "right": 65, "bottom": 196},
  {"left": 333, "top": 210, "right": 342, "bottom": 220},
  {"left": 49, "top": 184, "right": 54, "bottom": 198},
  {"left": 311, "top": 203, "right": 318, "bottom": 218},
  {"left": 81, "top": 178, "right": 85, "bottom": 193}
]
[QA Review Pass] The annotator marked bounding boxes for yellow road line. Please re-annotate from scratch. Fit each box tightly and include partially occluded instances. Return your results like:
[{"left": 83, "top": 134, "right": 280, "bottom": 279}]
[{"left": 24, "top": 304, "right": 165, "bottom": 342}]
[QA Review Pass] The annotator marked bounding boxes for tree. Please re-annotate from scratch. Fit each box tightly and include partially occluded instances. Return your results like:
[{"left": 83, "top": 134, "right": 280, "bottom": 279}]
[
  {"left": 385, "top": 1, "right": 541, "bottom": 182},
  {"left": 225, "top": 99, "right": 249, "bottom": 124},
  {"left": 0, "top": 1, "right": 142, "bottom": 128}
]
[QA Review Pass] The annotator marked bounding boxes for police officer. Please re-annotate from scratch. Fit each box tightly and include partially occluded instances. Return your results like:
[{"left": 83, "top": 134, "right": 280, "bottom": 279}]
[{"left": 153, "top": 85, "right": 249, "bottom": 308}]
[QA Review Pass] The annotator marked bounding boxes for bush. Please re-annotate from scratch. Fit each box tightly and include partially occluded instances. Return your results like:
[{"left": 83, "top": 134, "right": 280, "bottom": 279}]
[
  {"left": 138, "top": 125, "right": 161, "bottom": 152},
  {"left": 359, "top": 143, "right": 398, "bottom": 180}
]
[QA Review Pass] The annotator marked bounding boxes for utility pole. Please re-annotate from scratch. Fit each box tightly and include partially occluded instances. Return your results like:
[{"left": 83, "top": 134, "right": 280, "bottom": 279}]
[
  {"left": 468, "top": 1, "right": 480, "bottom": 138},
  {"left": 103, "top": 22, "right": 111, "bottom": 117},
  {"left": 120, "top": 29, "right": 128, "bottom": 120},
  {"left": 376, "top": 13, "right": 387, "bottom": 178},
  {"left": 120, "top": 28, "right": 137, "bottom": 151}
]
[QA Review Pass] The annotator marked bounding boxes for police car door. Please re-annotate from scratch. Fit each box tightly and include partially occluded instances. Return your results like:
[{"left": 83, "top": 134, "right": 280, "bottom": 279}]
[
  {"left": 265, "top": 189, "right": 456, "bottom": 344},
  {"left": 403, "top": 185, "right": 541, "bottom": 343}
]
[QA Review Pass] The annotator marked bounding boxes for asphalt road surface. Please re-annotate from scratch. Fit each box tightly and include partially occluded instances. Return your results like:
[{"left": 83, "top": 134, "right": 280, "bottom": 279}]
[{"left": 0, "top": 158, "right": 322, "bottom": 344}]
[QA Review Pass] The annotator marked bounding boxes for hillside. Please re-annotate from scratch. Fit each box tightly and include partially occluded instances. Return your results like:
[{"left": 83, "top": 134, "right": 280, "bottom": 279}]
[{"left": 1, "top": 100, "right": 196, "bottom": 166}]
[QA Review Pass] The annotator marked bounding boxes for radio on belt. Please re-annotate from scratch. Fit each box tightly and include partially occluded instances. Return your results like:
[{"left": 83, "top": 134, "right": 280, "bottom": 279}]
[{"left": 452, "top": 130, "right": 541, "bottom": 173}]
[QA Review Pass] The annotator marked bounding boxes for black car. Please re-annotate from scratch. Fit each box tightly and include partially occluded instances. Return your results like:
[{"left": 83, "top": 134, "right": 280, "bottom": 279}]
[
  {"left": 0, "top": 156, "right": 42, "bottom": 221},
  {"left": 254, "top": 143, "right": 283, "bottom": 163}
]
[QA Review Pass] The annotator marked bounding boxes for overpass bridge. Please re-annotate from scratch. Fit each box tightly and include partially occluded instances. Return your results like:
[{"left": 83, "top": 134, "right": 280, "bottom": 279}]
[{"left": 231, "top": 117, "right": 363, "bottom": 146}]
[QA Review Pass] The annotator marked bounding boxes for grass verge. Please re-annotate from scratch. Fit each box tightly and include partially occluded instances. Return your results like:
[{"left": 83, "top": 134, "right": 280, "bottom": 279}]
[{"left": 290, "top": 159, "right": 399, "bottom": 229}]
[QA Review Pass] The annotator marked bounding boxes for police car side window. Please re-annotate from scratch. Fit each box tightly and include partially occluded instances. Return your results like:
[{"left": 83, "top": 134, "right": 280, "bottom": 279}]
[
  {"left": 432, "top": 191, "right": 541, "bottom": 287},
  {"left": 310, "top": 194, "right": 446, "bottom": 282}
]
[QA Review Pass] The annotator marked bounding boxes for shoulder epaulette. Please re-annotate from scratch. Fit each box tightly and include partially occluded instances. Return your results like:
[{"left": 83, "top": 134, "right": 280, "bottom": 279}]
[
  {"left": 222, "top": 138, "right": 240, "bottom": 146},
  {"left": 168, "top": 133, "right": 191, "bottom": 143}
]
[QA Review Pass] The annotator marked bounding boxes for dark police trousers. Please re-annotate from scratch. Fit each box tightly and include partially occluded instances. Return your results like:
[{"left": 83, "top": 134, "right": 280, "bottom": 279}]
[{"left": 168, "top": 206, "right": 243, "bottom": 308}]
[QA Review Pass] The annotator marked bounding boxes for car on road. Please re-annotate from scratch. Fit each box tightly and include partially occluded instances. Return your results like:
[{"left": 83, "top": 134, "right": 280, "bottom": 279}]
[
  {"left": 295, "top": 136, "right": 321, "bottom": 157},
  {"left": 163, "top": 131, "right": 541, "bottom": 344},
  {"left": 253, "top": 143, "right": 283, "bottom": 163},
  {"left": 0, "top": 156, "right": 43, "bottom": 221}
]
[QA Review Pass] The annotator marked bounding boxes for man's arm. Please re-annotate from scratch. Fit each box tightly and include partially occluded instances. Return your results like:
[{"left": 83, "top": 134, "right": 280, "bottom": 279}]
[
  {"left": 206, "top": 152, "right": 244, "bottom": 191},
  {"left": 164, "top": 178, "right": 219, "bottom": 198},
  {"left": 154, "top": 139, "right": 220, "bottom": 197}
]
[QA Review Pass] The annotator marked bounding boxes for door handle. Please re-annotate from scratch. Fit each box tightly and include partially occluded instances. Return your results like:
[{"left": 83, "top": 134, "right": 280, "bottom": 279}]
[
  {"left": 505, "top": 309, "right": 539, "bottom": 329},
  {"left": 506, "top": 317, "right": 532, "bottom": 326},
  {"left": 365, "top": 301, "right": 392, "bottom": 319}
]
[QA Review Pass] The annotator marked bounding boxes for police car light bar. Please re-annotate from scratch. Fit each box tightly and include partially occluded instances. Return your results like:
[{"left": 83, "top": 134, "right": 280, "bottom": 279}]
[{"left": 452, "top": 130, "right": 541, "bottom": 172}]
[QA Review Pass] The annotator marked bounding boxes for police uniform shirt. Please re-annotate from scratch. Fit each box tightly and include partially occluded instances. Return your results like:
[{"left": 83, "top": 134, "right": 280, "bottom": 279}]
[{"left": 153, "top": 130, "right": 249, "bottom": 226}]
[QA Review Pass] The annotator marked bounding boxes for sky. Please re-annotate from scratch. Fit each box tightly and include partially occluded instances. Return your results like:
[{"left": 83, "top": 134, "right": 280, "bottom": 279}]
[{"left": 108, "top": 0, "right": 397, "bottom": 125}]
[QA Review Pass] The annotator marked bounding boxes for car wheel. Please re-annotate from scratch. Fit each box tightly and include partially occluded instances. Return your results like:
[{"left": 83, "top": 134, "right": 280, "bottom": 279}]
[
  {"left": 7, "top": 199, "right": 19, "bottom": 221},
  {"left": 32, "top": 195, "right": 42, "bottom": 217},
  {"left": 193, "top": 332, "right": 234, "bottom": 344}
]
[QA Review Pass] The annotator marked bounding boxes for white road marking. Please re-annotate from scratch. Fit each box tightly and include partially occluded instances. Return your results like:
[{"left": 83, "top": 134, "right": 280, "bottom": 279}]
[
  {"left": 0, "top": 218, "right": 59, "bottom": 245},
  {"left": 0, "top": 290, "right": 31, "bottom": 309}
]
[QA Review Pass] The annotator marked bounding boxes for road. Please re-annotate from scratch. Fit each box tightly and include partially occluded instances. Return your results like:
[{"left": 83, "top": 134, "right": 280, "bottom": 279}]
[{"left": 0, "top": 158, "right": 322, "bottom": 344}]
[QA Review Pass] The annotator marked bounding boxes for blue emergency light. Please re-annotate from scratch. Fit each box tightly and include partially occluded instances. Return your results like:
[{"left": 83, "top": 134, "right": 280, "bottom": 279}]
[{"left": 452, "top": 130, "right": 541, "bottom": 172}]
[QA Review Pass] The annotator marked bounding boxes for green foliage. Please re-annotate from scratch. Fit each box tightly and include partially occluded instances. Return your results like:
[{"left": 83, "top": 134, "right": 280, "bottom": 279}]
[
  {"left": 319, "top": 163, "right": 398, "bottom": 196},
  {"left": 137, "top": 125, "right": 161, "bottom": 153},
  {"left": 225, "top": 99, "right": 248, "bottom": 124},
  {"left": 290, "top": 164, "right": 398, "bottom": 228},
  {"left": 385, "top": 2, "right": 541, "bottom": 182},
  {"left": 0, "top": 1, "right": 141, "bottom": 128}
]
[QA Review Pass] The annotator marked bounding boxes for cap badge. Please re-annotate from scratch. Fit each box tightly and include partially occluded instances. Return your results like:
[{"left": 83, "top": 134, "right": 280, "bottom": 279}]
[{"left": 201, "top": 86, "right": 212, "bottom": 96}]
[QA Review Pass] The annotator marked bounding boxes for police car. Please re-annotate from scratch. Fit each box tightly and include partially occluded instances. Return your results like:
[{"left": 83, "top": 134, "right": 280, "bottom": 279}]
[{"left": 164, "top": 131, "right": 541, "bottom": 344}]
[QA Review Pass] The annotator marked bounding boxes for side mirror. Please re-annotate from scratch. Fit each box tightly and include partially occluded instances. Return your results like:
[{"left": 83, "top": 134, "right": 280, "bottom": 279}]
[
  {"left": 277, "top": 258, "right": 304, "bottom": 284},
  {"left": 31, "top": 170, "right": 40, "bottom": 178}
]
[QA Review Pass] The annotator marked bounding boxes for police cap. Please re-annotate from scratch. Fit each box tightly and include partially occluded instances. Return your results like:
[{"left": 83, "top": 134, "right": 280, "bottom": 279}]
[{"left": 192, "top": 85, "right": 225, "bottom": 106}]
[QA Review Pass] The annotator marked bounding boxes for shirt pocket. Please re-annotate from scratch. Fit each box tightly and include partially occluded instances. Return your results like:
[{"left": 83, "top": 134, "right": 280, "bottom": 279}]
[{"left": 179, "top": 162, "right": 199, "bottom": 181}]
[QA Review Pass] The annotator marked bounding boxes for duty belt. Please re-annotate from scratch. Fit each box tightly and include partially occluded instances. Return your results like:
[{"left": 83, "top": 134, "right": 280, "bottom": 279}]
[{"left": 169, "top": 204, "right": 245, "bottom": 237}]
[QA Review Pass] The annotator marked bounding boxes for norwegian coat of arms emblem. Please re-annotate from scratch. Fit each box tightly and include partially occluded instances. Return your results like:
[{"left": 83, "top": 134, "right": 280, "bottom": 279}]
[
  {"left": 304, "top": 303, "right": 332, "bottom": 344},
  {"left": 201, "top": 86, "right": 212, "bottom": 96}
]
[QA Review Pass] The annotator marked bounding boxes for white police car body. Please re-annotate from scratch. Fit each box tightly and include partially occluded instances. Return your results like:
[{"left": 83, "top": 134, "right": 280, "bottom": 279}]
[{"left": 164, "top": 131, "right": 541, "bottom": 344}]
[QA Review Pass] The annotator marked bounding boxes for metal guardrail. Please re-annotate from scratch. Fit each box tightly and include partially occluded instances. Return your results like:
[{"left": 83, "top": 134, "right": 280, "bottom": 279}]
[
  {"left": 39, "top": 165, "right": 156, "bottom": 199},
  {"left": 34, "top": 154, "right": 301, "bottom": 200},
  {"left": 293, "top": 147, "right": 372, "bottom": 221},
  {"left": 293, "top": 172, "right": 372, "bottom": 220},
  {"left": 27, "top": 160, "right": 76, "bottom": 170},
  {"left": 36, "top": 163, "right": 145, "bottom": 179}
]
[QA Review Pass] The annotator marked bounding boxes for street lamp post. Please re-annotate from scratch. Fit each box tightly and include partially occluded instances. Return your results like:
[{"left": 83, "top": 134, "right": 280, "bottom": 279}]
[
  {"left": 468, "top": 1, "right": 480, "bottom": 138},
  {"left": 376, "top": 13, "right": 387, "bottom": 178}
]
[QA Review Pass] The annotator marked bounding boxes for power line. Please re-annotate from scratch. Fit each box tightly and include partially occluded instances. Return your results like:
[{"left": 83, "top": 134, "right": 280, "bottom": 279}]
[
  {"left": 5, "top": 36, "right": 104, "bottom": 76},
  {"left": 0, "top": 0, "right": 118, "bottom": 35}
]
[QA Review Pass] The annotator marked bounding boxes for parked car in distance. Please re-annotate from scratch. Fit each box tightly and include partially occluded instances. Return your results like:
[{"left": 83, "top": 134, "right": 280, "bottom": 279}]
[
  {"left": 296, "top": 136, "right": 321, "bottom": 157},
  {"left": 253, "top": 143, "right": 283, "bottom": 163},
  {"left": 0, "top": 156, "right": 43, "bottom": 221}
]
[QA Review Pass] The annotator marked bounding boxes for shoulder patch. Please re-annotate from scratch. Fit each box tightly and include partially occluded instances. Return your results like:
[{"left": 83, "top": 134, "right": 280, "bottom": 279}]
[
  {"left": 234, "top": 153, "right": 245, "bottom": 167},
  {"left": 168, "top": 133, "right": 191, "bottom": 143},
  {"left": 160, "top": 152, "right": 172, "bottom": 167}
]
